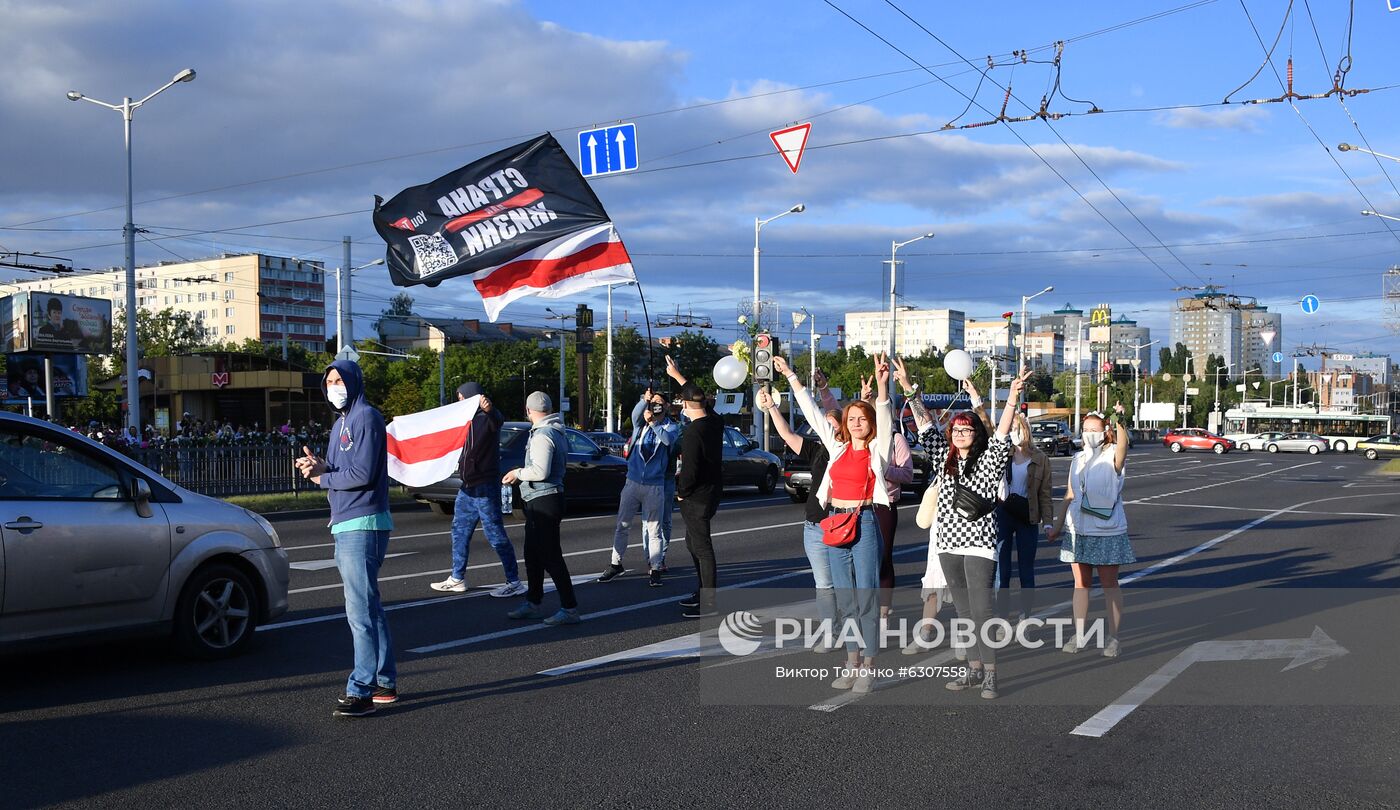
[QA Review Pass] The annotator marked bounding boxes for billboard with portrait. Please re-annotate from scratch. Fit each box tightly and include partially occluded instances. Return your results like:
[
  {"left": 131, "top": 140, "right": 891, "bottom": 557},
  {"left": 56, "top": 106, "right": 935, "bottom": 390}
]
[
  {"left": 23, "top": 292, "right": 113, "bottom": 354},
  {"left": 2, "top": 352, "right": 89, "bottom": 403}
]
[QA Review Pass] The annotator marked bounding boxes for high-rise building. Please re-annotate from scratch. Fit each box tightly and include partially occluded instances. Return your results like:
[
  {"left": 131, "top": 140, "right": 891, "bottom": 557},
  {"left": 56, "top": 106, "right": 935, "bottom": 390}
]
[
  {"left": 1022, "top": 331, "right": 1065, "bottom": 373},
  {"left": 1108, "top": 316, "right": 1152, "bottom": 374},
  {"left": 966, "top": 319, "right": 1019, "bottom": 374},
  {"left": 1170, "top": 291, "right": 1282, "bottom": 377},
  {"left": 842, "top": 308, "right": 964, "bottom": 357},
  {"left": 1031, "top": 304, "right": 1090, "bottom": 372},
  {"left": 5, "top": 252, "right": 327, "bottom": 352}
]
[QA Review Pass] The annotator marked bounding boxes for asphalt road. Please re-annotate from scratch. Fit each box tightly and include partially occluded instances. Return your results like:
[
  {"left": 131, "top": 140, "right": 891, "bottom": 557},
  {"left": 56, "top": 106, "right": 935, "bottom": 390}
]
[{"left": 3, "top": 446, "right": 1399, "bottom": 809}]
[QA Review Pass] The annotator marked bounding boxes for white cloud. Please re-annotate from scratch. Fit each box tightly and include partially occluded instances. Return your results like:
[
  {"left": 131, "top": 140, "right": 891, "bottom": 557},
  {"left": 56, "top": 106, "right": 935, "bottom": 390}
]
[{"left": 1154, "top": 106, "right": 1270, "bottom": 132}]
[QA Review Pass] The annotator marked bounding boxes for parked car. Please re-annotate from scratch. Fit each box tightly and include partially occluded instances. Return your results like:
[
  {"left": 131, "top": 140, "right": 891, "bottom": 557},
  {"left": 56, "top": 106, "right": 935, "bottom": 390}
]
[
  {"left": 0, "top": 411, "right": 289, "bottom": 658},
  {"left": 1236, "top": 432, "right": 1286, "bottom": 452},
  {"left": 587, "top": 431, "right": 629, "bottom": 456},
  {"left": 1030, "top": 420, "right": 1073, "bottom": 456},
  {"left": 409, "top": 422, "right": 628, "bottom": 515},
  {"left": 781, "top": 426, "right": 932, "bottom": 503},
  {"left": 1356, "top": 434, "right": 1400, "bottom": 461},
  {"left": 1265, "top": 432, "right": 1330, "bottom": 455},
  {"left": 721, "top": 426, "right": 783, "bottom": 493},
  {"left": 1162, "top": 428, "right": 1234, "bottom": 454}
]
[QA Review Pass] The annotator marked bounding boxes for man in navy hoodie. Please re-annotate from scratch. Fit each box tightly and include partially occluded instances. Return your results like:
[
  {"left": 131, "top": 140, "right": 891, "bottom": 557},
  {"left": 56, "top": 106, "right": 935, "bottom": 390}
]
[{"left": 296, "top": 360, "right": 396, "bottom": 718}]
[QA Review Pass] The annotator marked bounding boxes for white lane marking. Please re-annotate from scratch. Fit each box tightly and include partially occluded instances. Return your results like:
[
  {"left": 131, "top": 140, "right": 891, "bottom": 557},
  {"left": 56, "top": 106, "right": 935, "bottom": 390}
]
[
  {"left": 1128, "top": 461, "right": 1319, "bottom": 503},
  {"left": 1069, "top": 627, "right": 1349, "bottom": 738},
  {"left": 1131, "top": 501, "right": 1400, "bottom": 518},
  {"left": 415, "top": 505, "right": 920, "bottom": 657},
  {"left": 288, "top": 552, "right": 414, "bottom": 572},
  {"left": 278, "top": 496, "right": 792, "bottom": 550},
  {"left": 260, "top": 574, "right": 595, "bottom": 631},
  {"left": 1129, "top": 459, "right": 1250, "bottom": 479},
  {"left": 287, "top": 518, "right": 813, "bottom": 594}
]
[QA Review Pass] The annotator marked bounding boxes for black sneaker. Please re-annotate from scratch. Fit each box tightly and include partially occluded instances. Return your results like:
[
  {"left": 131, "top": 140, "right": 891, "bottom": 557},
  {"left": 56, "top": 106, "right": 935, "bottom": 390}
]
[
  {"left": 682, "top": 603, "right": 718, "bottom": 619},
  {"left": 945, "top": 667, "right": 985, "bottom": 692},
  {"left": 596, "top": 563, "right": 625, "bottom": 583},
  {"left": 649, "top": 569, "right": 663, "bottom": 588},
  {"left": 371, "top": 686, "right": 399, "bottom": 705},
  {"left": 333, "top": 695, "right": 376, "bottom": 717},
  {"left": 980, "top": 672, "right": 999, "bottom": 700},
  {"left": 678, "top": 592, "right": 700, "bottom": 608}
]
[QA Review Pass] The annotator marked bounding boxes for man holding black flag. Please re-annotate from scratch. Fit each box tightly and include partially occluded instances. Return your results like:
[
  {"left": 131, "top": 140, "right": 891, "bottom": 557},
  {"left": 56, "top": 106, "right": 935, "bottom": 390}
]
[{"left": 675, "top": 380, "right": 724, "bottom": 619}]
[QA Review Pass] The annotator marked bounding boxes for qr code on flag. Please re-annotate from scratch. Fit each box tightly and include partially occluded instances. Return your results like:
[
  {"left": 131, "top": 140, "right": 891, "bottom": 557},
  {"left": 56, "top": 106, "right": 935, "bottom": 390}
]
[{"left": 407, "top": 233, "right": 458, "bottom": 278}]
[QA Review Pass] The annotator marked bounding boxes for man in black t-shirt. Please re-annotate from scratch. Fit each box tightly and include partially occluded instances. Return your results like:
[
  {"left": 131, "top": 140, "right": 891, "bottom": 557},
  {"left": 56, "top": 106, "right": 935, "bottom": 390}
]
[{"left": 675, "top": 381, "right": 724, "bottom": 618}]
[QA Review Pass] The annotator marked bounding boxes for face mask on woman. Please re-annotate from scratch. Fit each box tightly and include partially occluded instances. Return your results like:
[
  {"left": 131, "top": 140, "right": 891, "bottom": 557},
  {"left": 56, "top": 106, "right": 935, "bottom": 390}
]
[
  {"left": 1082, "top": 430, "right": 1106, "bottom": 449},
  {"left": 327, "top": 384, "right": 349, "bottom": 410},
  {"left": 1010, "top": 428, "right": 1026, "bottom": 446}
]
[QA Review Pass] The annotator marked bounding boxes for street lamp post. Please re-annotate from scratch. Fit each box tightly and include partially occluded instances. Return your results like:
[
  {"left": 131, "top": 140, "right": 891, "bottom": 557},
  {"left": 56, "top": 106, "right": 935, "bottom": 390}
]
[
  {"left": 1019, "top": 286, "right": 1054, "bottom": 370},
  {"left": 1212, "top": 362, "right": 1235, "bottom": 432},
  {"left": 1340, "top": 143, "right": 1400, "bottom": 164},
  {"left": 68, "top": 68, "right": 196, "bottom": 433},
  {"left": 335, "top": 257, "right": 383, "bottom": 355},
  {"left": 753, "top": 204, "right": 804, "bottom": 450},
  {"left": 1121, "top": 339, "right": 1159, "bottom": 429},
  {"left": 546, "top": 308, "right": 574, "bottom": 421},
  {"left": 1268, "top": 379, "right": 1287, "bottom": 404},
  {"left": 886, "top": 232, "right": 934, "bottom": 356}
]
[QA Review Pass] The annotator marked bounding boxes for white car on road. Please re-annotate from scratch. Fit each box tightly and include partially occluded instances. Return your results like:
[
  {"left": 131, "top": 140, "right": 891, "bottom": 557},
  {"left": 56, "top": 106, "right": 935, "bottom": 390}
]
[
  {"left": 1265, "top": 432, "right": 1330, "bottom": 455},
  {"left": 1235, "top": 432, "right": 1286, "bottom": 451}
]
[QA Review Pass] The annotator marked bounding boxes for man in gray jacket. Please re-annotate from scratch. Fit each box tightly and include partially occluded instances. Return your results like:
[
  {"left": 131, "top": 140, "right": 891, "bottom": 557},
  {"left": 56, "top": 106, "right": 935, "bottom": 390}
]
[{"left": 501, "top": 391, "right": 579, "bottom": 625}]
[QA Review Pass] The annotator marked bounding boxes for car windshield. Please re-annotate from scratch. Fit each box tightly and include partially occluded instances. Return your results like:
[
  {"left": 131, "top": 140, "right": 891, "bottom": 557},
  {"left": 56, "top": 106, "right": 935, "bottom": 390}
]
[
  {"left": 500, "top": 427, "right": 529, "bottom": 449},
  {"left": 1032, "top": 423, "right": 1060, "bottom": 434}
]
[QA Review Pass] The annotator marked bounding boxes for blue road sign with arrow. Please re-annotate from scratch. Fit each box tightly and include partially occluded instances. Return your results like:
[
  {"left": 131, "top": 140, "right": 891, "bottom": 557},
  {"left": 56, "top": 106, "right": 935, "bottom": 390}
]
[
  {"left": 1300, "top": 294, "right": 1320, "bottom": 314},
  {"left": 1272, "top": 351, "right": 1284, "bottom": 364},
  {"left": 577, "top": 123, "right": 638, "bottom": 178}
]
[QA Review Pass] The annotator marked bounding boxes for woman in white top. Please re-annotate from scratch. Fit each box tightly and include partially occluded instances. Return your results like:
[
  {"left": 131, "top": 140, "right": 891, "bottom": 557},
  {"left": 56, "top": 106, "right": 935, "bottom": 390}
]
[{"left": 1047, "top": 404, "right": 1132, "bottom": 657}]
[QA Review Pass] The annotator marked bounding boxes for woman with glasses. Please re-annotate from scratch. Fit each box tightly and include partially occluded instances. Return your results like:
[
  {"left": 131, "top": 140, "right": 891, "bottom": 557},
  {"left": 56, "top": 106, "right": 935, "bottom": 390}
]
[
  {"left": 778, "top": 353, "right": 893, "bottom": 693},
  {"left": 1047, "top": 404, "right": 1132, "bottom": 657},
  {"left": 900, "top": 362, "right": 1028, "bottom": 700}
]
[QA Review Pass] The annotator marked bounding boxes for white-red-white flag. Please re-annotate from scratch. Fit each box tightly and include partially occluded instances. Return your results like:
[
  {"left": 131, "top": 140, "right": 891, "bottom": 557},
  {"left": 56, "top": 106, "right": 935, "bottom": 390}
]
[
  {"left": 385, "top": 397, "right": 479, "bottom": 487},
  {"left": 472, "top": 222, "right": 636, "bottom": 322}
]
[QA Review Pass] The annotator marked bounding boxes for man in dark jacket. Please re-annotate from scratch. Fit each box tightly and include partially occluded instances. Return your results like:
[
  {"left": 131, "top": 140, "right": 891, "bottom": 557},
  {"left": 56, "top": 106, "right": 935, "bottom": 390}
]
[
  {"left": 431, "top": 382, "right": 524, "bottom": 597},
  {"left": 676, "top": 381, "right": 724, "bottom": 618},
  {"left": 296, "top": 359, "right": 397, "bottom": 717}
]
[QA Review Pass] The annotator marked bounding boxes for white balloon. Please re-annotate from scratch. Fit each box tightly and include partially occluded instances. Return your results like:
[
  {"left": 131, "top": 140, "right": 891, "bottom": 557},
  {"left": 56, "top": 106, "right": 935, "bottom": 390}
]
[
  {"left": 943, "top": 349, "right": 975, "bottom": 381},
  {"left": 713, "top": 355, "right": 749, "bottom": 390}
]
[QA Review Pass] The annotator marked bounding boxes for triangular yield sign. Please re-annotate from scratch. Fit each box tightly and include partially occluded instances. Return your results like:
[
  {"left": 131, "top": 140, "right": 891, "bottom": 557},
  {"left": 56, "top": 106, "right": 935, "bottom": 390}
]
[{"left": 769, "top": 122, "right": 811, "bottom": 173}]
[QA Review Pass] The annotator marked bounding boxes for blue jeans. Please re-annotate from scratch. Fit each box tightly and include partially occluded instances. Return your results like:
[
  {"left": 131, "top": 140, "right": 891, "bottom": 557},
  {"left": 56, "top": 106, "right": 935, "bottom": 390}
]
[
  {"left": 611, "top": 480, "right": 666, "bottom": 569},
  {"left": 826, "top": 509, "right": 883, "bottom": 658},
  {"left": 995, "top": 504, "right": 1040, "bottom": 620},
  {"left": 451, "top": 484, "right": 519, "bottom": 582},
  {"left": 334, "top": 529, "right": 396, "bottom": 698},
  {"left": 802, "top": 521, "right": 836, "bottom": 624},
  {"left": 660, "top": 477, "right": 676, "bottom": 562}
]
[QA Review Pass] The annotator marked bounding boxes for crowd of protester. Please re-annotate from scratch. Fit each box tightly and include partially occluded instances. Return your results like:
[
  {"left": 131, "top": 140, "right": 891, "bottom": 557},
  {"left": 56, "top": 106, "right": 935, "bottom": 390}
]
[{"left": 62, "top": 416, "right": 331, "bottom": 453}]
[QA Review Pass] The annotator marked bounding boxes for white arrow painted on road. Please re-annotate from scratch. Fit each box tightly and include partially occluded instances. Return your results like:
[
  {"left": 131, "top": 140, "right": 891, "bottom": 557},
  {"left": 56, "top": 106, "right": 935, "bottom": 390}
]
[{"left": 1070, "top": 626, "right": 1348, "bottom": 738}]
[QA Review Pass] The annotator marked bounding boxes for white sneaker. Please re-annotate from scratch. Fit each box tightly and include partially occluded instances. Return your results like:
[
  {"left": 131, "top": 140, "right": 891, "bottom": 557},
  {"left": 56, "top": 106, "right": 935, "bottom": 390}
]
[
  {"left": 831, "top": 667, "right": 858, "bottom": 690},
  {"left": 901, "top": 634, "right": 932, "bottom": 655},
  {"left": 1062, "top": 638, "right": 1082, "bottom": 654},
  {"left": 490, "top": 580, "right": 527, "bottom": 598},
  {"left": 852, "top": 671, "right": 875, "bottom": 693},
  {"left": 1103, "top": 637, "right": 1121, "bottom": 658},
  {"left": 810, "top": 637, "right": 840, "bottom": 654},
  {"left": 431, "top": 577, "right": 467, "bottom": 593}
]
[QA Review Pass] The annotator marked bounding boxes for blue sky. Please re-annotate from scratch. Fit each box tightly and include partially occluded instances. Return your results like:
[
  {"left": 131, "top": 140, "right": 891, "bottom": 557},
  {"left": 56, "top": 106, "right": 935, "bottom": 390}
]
[{"left": 3, "top": 0, "right": 1400, "bottom": 369}]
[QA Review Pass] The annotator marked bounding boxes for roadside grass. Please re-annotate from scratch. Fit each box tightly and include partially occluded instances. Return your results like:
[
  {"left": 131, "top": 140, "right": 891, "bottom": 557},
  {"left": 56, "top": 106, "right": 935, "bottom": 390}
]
[
  {"left": 1381, "top": 459, "right": 1400, "bottom": 476},
  {"left": 225, "top": 487, "right": 416, "bottom": 514}
]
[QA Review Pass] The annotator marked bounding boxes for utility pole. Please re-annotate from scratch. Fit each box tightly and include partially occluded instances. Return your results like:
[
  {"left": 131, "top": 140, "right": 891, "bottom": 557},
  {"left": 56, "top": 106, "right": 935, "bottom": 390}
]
[{"left": 546, "top": 308, "right": 574, "bottom": 421}]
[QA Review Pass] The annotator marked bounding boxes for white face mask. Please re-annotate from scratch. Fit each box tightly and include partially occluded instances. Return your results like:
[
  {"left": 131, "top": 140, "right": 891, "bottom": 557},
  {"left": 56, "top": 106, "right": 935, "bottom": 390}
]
[
  {"left": 1082, "top": 431, "right": 1106, "bottom": 449},
  {"left": 327, "top": 385, "right": 349, "bottom": 410},
  {"left": 1010, "top": 428, "right": 1026, "bottom": 446}
]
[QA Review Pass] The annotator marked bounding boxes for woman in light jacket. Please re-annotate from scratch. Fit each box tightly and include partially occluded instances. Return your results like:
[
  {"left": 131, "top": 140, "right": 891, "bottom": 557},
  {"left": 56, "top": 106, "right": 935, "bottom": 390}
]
[
  {"left": 1047, "top": 404, "right": 1132, "bottom": 657},
  {"left": 996, "top": 413, "right": 1055, "bottom": 628},
  {"left": 778, "top": 354, "right": 893, "bottom": 693}
]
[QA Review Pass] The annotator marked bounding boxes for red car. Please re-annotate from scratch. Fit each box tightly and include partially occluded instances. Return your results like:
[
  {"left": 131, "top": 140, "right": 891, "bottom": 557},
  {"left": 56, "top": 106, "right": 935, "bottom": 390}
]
[{"left": 1162, "top": 428, "right": 1234, "bottom": 454}]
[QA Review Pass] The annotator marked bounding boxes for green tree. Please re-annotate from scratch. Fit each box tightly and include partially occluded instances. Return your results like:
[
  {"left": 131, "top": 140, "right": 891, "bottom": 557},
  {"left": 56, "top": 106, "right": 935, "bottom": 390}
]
[
  {"left": 383, "top": 292, "right": 414, "bottom": 317},
  {"left": 110, "top": 307, "right": 212, "bottom": 374}
]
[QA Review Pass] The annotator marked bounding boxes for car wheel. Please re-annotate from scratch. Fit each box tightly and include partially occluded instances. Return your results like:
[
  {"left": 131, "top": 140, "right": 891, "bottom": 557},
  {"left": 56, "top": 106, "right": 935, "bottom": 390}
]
[
  {"left": 174, "top": 563, "right": 259, "bottom": 659},
  {"left": 1308, "top": 445, "right": 1320, "bottom": 455},
  {"left": 1332, "top": 441, "right": 1349, "bottom": 453},
  {"left": 1366, "top": 448, "right": 1379, "bottom": 460},
  {"left": 1267, "top": 444, "right": 1279, "bottom": 453},
  {"left": 1213, "top": 443, "right": 1227, "bottom": 455},
  {"left": 1239, "top": 442, "right": 1251, "bottom": 452},
  {"left": 428, "top": 500, "right": 453, "bottom": 516},
  {"left": 758, "top": 466, "right": 779, "bottom": 494},
  {"left": 1170, "top": 442, "right": 1183, "bottom": 453}
]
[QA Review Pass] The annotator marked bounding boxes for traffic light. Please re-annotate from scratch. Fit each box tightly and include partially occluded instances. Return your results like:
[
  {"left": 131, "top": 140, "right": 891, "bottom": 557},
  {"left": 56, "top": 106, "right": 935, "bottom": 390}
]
[
  {"left": 753, "top": 332, "right": 777, "bottom": 382},
  {"left": 1019, "top": 402, "right": 1028, "bottom": 416}
]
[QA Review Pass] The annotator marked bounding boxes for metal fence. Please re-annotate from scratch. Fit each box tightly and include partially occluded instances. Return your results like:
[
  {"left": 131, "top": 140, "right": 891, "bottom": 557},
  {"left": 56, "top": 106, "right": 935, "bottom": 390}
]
[{"left": 127, "top": 445, "right": 324, "bottom": 497}]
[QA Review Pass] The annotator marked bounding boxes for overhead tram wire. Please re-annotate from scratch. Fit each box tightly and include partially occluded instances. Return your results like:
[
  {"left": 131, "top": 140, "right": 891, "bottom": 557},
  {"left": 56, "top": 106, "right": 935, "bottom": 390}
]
[
  {"left": 1236, "top": 0, "right": 1400, "bottom": 246},
  {"left": 822, "top": 0, "right": 1189, "bottom": 290},
  {"left": 880, "top": 0, "right": 1208, "bottom": 287},
  {"left": 0, "top": 0, "right": 1237, "bottom": 232}
]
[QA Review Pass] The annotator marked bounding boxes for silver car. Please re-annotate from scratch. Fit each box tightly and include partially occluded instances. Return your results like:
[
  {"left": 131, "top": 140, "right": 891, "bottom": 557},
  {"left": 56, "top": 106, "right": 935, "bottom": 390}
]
[
  {"left": 1236, "top": 432, "right": 1286, "bottom": 451},
  {"left": 1265, "top": 432, "right": 1330, "bottom": 455},
  {"left": 0, "top": 412, "right": 288, "bottom": 658}
]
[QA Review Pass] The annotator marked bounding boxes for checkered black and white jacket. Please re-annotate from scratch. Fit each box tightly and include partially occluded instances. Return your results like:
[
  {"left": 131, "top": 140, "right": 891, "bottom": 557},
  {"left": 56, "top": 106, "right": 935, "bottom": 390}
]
[{"left": 918, "top": 425, "right": 1012, "bottom": 553}]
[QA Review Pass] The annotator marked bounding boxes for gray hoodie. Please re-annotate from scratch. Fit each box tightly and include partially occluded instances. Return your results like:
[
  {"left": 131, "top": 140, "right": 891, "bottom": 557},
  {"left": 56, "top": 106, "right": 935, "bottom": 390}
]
[{"left": 517, "top": 413, "right": 567, "bottom": 501}]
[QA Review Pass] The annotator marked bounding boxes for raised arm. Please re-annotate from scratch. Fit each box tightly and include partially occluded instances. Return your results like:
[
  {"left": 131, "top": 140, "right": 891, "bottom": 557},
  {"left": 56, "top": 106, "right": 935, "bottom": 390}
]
[
  {"left": 813, "top": 368, "right": 839, "bottom": 413},
  {"left": 994, "top": 369, "right": 1031, "bottom": 439},
  {"left": 664, "top": 354, "right": 688, "bottom": 387},
  {"left": 891, "top": 356, "right": 933, "bottom": 432},
  {"left": 1111, "top": 402, "right": 1129, "bottom": 473},
  {"left": 873, "top": 354, "right": 892, "bottom": 445},
  {"left": 962, "top": 378, "right": 994, "bottom": 432},
  {"left": 775, "top": 354, "right": 841, "bottom": 453},
  {"left": 758, "top": 387, "right": 803, "bottom": 455}
]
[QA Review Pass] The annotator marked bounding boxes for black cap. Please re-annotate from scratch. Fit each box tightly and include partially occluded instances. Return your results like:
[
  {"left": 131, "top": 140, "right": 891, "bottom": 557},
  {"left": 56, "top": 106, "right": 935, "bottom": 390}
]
[
  {"left": 457, "top": 382, "right": 484, "bottom": 399},
  {"left": 679, "top": 381, "right": 707, "bottom": 403}
]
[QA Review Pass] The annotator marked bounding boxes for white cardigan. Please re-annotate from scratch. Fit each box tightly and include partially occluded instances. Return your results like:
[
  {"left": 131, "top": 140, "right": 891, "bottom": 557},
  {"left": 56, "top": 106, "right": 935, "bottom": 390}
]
[{"left": 786, "top": 373, "right": 893, "bottom": 509}]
